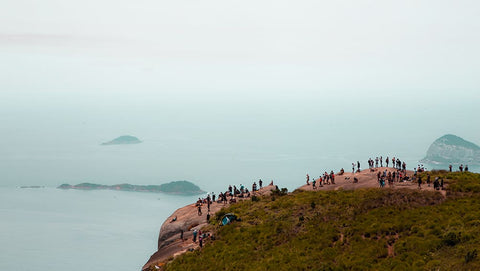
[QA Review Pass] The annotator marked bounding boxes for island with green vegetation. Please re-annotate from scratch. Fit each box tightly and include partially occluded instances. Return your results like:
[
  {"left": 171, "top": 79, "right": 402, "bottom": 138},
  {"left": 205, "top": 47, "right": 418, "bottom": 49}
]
[
  {"left": 101, "top": 135, "right": 142, "bottom": 145},
  {"left": 421, "top": 134, "right": 480, "bottom": 165},
  {"left": 144, "top": 171, "right": 480, "bottom": 270},
  {"left": 58, "top": 180, "right": 204, "bottom": 195}
]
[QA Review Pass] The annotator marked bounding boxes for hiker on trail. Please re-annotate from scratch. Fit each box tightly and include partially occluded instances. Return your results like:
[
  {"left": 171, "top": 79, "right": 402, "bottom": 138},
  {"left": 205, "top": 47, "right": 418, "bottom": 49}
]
[
  {"left": 212, "top": 193, "right": 216, "bottom": 202},
  {"left": 375, "top": 157, "right": 379, "bottom": 168},
  {"left": 319, "top": 176, "right": 323, "bottom": 187},
  {"left": 386, "top": 156, "right": 389, "bottom": 167},
  {"left": 426, "top": 174, "right": 431, "bottom": 187},
  {"left": 259, "top": 179, "right": 263, "bottom": 188},
  {"left": 449, "top": 165, "right": 452, "bottom": 172},
  {"left": 459, "top": 164, "right": 464, "bottom": 172},
  {"left": 228, "top": 185, "right": 233, "bottom": 194},
  {"left": 352, "top": 163, "right": 355, "bottom": 173},
  {"left": 330, "top": 171, "right": 335, "bottom": 184},
  {"left": 197, "top": 205, "right": 202, "bottom": 216},
  {"left": 312, "top": 178, "right": 316, "bottom": 189},
  {"left": 466, "top": 165, "right": 469, "bottom": 172},
  {"left": 434, "top": 177, "right": 440, "bottom": 190},
  {"left": 252, "top": 182, "right": 257, "bottom": 192},
  {"left": 306, "top": 174, "right": 310, "bottom": 185},
  {"left": 199, "top": 236, "right": 203, "bottom": 248},
  {"left": 380, "top": 156, "right": 383, "bottom": 167},
  {"left": 418, "top": 176, "right": 422, "bottom": 188},
  {"left": 193, "top": 229, "right": 198, "bottom": 242},
  {"left": 357, "top": 161, "right": 360, "bottom": 172},
  {"left": 392, "top": 157, "right": 396, "bottom": 168}
]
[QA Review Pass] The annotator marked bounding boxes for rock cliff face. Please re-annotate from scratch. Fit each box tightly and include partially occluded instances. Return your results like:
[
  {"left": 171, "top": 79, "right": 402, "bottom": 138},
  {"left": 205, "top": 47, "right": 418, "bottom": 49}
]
[{"left": 421, "top": 134, "right": 480, "bottom": 165}]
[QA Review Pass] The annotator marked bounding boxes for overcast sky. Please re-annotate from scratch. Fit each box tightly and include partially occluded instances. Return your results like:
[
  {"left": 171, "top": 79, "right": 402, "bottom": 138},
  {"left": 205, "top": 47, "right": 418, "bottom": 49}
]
[{"left": 2, "top": 0, "right": 480, "bottom": 97}]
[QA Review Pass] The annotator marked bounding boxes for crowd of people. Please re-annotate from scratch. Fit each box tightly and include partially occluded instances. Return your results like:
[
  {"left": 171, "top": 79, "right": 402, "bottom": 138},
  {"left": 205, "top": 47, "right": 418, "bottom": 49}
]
[
  {"left": 305, "top": 171, "right": 336, "bottom": 189},
  {"left": 450, "top": 164, "right": 469, "bottom": 172},
  {"left": 366, "top": 156, "right": 406, "bottom": 172}
]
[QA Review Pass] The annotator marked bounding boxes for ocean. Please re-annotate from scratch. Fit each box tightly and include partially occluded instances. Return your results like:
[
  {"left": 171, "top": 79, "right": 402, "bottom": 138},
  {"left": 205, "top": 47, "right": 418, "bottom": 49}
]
[{"left": 0, "top": 187, "right": 198, "bottom": 271}]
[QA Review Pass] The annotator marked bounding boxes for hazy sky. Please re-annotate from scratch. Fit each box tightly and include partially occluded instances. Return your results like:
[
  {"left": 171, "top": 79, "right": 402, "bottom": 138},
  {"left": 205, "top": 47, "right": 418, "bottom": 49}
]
[{"left": 1, "top": 1, "right": 479, "bottom": 186}]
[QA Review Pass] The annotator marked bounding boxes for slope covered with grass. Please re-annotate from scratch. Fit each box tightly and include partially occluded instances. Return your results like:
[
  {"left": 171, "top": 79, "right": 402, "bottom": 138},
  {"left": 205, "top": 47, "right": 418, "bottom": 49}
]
[{"left": 162, "top": 172, "right": 480, "bottom": 270}]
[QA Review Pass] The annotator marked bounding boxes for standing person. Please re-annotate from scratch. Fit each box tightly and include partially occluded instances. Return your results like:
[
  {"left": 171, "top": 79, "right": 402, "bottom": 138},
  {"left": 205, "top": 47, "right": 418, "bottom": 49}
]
[
  {"left": 352, "top": 163, "right": 355, "bottom": 173},
  {"left": 330, "top": 171, "right": 335, "bottom": 184},
  {"left": 418, "top": 176, "right": 422, "bottom": 188},
  {"left": 449, "top": 165, "right": 452, "bottom": 172},
  {"left": 375, "top": 157, "right": 379, "bottom": 168},
  {"left": 426, "top": 174, "right": 431, "bottom": 187},
  {"left": 357, "top": 161, "right": 360, "bottom": 172},
  {"left": 199, "top": 235, "right": 203, "bottom": 248},
  {"left": 312, "top": 178, "right": 316, "bottom": 189},
  {"left": 460, "top": 164, "right": 464, "bottom": 172},
  {"left": 306, "top": 174, "right": 310, "bottom": 185},
  {"left": 380, "top": 156, "right": 383, "bottom": 167},
  {"left": 259, "top": 179, "right": 263, "bottom": 189},
  {"left": 197, "top": 205, "right": 202, "bottom": 216},
  {"left": 386, "top": 157, "right": 389, "bottom": 167},
  {"left": 193, "top": 229, "right": 198, "bottom": 242},
  {"left": 466, "top": 165, "right": 469, "bottom": 172}
]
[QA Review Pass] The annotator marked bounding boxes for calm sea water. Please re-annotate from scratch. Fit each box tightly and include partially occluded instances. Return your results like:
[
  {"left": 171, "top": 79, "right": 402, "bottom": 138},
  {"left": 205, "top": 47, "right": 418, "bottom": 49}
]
[{"left": 0, "top": 187, "right": 198, "bottom": 271}]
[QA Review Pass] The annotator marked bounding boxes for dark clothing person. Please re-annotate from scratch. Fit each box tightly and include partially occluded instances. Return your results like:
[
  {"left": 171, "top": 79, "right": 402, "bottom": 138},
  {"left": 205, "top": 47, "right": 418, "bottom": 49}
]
[{"left": 193, "top": 230, "right": 198, "bottom": 242}]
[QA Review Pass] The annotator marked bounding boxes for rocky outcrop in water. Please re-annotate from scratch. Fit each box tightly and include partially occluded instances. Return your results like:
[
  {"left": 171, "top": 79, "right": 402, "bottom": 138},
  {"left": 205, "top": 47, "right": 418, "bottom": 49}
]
[
  {"left": 101, "top": 135, "right": 142, "bottom": 145},
  {"left": 421, "top": 134, "right": 480, "bottom": 165},
  {"left": 57, "top": 181, "right": 205, "bottom": 195}
]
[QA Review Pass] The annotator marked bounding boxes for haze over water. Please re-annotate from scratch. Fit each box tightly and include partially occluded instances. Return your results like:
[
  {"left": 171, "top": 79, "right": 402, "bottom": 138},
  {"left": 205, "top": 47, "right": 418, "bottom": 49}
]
[{"left": 1, "top": 0, "right": 480, "bottom": 270}]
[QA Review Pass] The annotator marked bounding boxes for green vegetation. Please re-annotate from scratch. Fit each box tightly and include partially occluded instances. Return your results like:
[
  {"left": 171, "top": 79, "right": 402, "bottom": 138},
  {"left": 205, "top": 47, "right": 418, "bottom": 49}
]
[
  {"left": 164, "top": 172, "right": 480, "bottom": 270},
  {"left": 159, "top": 181, "right": 204, "bottom": 195}
]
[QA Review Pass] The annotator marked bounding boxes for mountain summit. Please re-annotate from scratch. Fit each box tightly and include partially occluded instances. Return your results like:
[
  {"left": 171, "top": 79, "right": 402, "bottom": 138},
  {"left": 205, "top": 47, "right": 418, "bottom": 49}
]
[{"left": 421, "top": 134, "right": 480, "bottom": 165}]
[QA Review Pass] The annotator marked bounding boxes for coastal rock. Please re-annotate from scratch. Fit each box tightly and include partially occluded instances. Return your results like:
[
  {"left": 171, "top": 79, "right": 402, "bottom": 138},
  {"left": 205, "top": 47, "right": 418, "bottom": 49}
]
[
  {"left": 101, "top": 135, "right": 142, "bottom": 145},
  {"left": 421, "top": 134, "right": 480, "bottom": 165}
]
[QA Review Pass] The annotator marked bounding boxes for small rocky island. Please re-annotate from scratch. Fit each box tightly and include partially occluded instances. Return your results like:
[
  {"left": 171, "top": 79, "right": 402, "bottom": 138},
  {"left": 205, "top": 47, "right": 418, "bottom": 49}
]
[
  {"left": 58, "top": 180, "right": 204, "bottom": 195},
  {"left": 101, "top": 135, "right": 142, "bottom": 145},
  {"left": 421, "top": 134, "right": 480, "bottom": 165}
]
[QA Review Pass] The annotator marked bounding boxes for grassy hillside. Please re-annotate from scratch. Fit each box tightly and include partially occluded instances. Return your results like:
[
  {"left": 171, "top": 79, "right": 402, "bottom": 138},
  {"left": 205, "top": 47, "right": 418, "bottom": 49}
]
[{"left": 161, "top": 172, "right": 480, "bottom": 270}]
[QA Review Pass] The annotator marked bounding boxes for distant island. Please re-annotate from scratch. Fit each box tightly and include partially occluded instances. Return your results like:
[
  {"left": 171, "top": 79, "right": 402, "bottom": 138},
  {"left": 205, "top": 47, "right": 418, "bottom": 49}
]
[
  {"left": 101, "top": 135, "right": 142, "bottom": 145},
  {"left": 58, "top": 180, "right": 204, "bottom": 195},
  {"left": 421, "top": 134, "right": 480, "bottom": 165}
]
